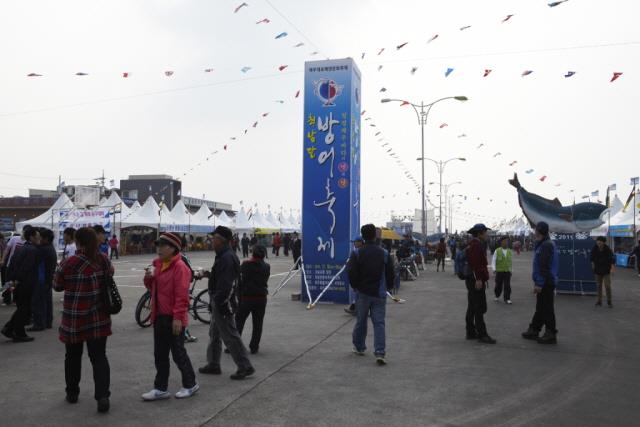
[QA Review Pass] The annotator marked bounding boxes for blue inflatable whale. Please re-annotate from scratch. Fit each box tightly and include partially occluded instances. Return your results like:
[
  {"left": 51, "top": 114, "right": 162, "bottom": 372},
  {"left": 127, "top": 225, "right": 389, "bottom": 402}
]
[{"left": 509, "top": 174, "right": 608, "bottom": 233}]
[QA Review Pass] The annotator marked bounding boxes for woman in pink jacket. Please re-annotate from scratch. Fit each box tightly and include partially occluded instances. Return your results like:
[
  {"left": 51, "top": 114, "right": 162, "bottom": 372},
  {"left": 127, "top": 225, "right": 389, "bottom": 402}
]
[{"left": 141, "top": 232, "right": 199, "bottom": 401}]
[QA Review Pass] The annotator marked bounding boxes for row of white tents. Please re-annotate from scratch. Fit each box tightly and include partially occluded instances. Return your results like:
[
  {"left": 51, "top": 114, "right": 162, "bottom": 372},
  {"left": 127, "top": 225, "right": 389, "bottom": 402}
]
[{"left": 17, "top": 192, "right": 301, "bottom": 234}]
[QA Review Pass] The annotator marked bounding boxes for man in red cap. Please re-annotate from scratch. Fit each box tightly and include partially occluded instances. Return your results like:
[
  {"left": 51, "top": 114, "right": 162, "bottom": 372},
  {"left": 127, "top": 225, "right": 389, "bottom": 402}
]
[{"left": 199, "top": 226, "right": 254, "bottom": 380}]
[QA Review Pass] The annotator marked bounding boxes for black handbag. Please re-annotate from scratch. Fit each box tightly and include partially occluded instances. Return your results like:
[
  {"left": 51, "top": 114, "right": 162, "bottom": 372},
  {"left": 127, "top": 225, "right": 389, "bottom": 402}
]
[{"left": 101, "top": 259, "right": 122, "bottom": 315}]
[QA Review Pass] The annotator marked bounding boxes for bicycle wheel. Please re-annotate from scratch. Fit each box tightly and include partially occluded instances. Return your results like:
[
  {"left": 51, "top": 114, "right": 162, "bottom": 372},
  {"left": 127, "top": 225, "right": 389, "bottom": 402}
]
[
  {"left": 193, "top": 289, "right": 211, "bottom": 325},
  {"left": 135, "top": 291, "right": 152, "bottom": 328}
]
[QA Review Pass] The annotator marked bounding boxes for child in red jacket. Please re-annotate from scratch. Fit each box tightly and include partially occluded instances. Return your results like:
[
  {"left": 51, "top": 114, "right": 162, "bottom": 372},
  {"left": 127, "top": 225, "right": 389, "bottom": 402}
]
[{"left": 141, "top": 233, "right": 199, "bottom": 401}]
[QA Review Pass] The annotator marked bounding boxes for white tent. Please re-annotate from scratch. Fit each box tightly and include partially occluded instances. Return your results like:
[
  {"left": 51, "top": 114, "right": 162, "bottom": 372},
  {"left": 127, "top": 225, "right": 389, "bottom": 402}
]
[
  {"left": 98, "top": 192, "right": 131, "bottom": 217},
  {"left": 191, "top": 204, "right": 215, "bottom": 233},
  {"left": 218, "top": 211, "right": 233, "bottom": 227},
  {"left": 122, "top": 196, "right": 161, "bottom": 228},
  {"left": 130, "top": 201, "right": 142, "bottom": 212},
  {"left": 234, "top": 208, "right": 253, "bottom": 231},
  {"left": 265, "top": 211, "right": 282, "bottom": 229},
  {"left": 250, "top": 209, "right": 273, "bottom": 229},
  {"left": 591, "top": 195, "right": 625, "bottom": 236},
  {"left": 17, "top": 193, "right": 75, "bottom": 230},
  {"left": 162, "top": 200, "right": 192, "bottom": 233}
]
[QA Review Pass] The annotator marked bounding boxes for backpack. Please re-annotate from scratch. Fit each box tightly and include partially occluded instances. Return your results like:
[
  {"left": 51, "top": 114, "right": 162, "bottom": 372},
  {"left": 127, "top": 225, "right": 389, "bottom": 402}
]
[
  {"left": 455, "top": 248, "right": 472, "bottom": 281},
  {"left": 181, "top": 254, "right": 195, "bottom": 282}
]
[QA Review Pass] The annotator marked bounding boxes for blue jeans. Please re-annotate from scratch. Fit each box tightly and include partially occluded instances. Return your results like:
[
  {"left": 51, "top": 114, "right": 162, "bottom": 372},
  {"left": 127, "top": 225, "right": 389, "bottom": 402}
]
[{"left": 352, "top": 293, "right": 386, "bottom": 356}]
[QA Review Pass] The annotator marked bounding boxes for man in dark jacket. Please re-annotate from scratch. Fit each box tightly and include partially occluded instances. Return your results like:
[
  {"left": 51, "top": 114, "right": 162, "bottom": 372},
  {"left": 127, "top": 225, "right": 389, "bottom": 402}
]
[
  {"left": 465, "top": 224, "right": 496, "bottom": 344},
  {"left": 291, "top": 233, "right": 302, "bottom": 268},
  {"left": 2, "top": 227, "right": 40, "bottom": 342},
  {"left": 522, "top": 221, "right": 559, "bottom": 344},
  {"left": 200, "top": 226, "right": 254, "bottom": 380},
  {"left": 347, "top": 224, "right": 395, "bottom": 365},
  {"left": 240, "top": 233, "right": 251, "bottom": 258},
  {"left": 29, "top": 228, "right": 58, "bottom": 331},
  {"left": 235, "top": 245, "right": 270, "bottom": 354},
  {"left": 591, "top": 236, "right": 615, "bottom": 307}
]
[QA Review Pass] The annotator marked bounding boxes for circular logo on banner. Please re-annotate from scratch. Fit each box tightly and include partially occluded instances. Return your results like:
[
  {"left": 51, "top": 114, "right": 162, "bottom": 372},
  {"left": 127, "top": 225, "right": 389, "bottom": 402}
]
[
  {"left": 338, "top": 178, "right": 349, "bottom": 189},
  {"left": 338, "top": 162, "right": 349, "bottom": 173},
  {"left": 313, "top": 78, "right": 343, "bottom": 107}
]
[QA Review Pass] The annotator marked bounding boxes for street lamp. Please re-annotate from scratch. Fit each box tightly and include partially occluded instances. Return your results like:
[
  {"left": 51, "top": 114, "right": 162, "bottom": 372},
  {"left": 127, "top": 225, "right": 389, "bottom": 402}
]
[
  {"left": 443, "top": 181, "right": 463, "bottom": 234},
  {"left": 416, "top": 157, "right": 466, "bottom": 234},
  {"left": 381, "top": 96, "right": 468, "bottom": 240}
]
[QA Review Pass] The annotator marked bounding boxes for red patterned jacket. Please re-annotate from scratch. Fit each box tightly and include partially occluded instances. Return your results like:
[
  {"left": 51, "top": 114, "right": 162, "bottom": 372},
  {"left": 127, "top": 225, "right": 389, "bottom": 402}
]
[{"left": 54, "top": 251, "right": 114, "bottom": 344}]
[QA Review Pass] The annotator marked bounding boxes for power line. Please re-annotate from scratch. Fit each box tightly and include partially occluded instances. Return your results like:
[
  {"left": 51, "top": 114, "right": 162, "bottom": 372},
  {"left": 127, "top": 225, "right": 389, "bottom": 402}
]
[
  {"left": 263, "top": 0, "right": 326, "bottom": 58},
  {"left": 0, "top": 70, "right": 302, "bottom": 118}
]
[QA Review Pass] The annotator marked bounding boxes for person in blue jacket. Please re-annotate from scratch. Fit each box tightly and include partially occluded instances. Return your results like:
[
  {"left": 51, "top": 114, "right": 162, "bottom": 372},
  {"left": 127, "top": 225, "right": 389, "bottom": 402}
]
[{"left": 522, "top": 221, "right": 559, "bottom": 344}]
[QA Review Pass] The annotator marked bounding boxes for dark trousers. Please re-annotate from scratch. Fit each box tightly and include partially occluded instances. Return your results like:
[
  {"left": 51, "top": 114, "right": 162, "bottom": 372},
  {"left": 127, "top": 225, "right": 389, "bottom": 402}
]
[
  {"left": 1, "top": 265, "right": 11, "bottom": 305},
  {"left": 529, "top": 285, "right": 557, "bottom": 333},
  {"left": 31, "top": 284, "right": 53, "bottom": 329},
  {"left": 153, "top": 315, "right": 196, "bottom": 391},
  {"left": 465, "top": 279, "right": 487, "bottom": 336},
  {"left": 284, "top": 245, "right": 289, "bottom": 256},
  {"left": 436, "top": 255, "right": 445, "bottom": 271},
  {"left": 274, "top": 246, "right": 280, "bottom": 256},
  {"left": 494, "top": 272, "right": 512, "bottom": 301},
  {"left": 235, "top": 298, "right": 267, "bottom": 352},
  {"left": 242, "top": 247, "right": 249, "bottom": 258},
  {"left": 65, "top": 337, "right": 110, "bottom": 400},
  {"left": 206, "top": 305, "right": 252, "bottom": 370},
  {"left": 110, "top": 248, "right": 119, "bottom": 260},
  {"left": 4, "top": 285, "right": 32, "bottom": 337}
]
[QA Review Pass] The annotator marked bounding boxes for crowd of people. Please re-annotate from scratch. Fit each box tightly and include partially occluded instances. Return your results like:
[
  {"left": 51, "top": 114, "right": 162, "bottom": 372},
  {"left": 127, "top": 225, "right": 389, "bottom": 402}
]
[{"left": 1, "top": 217, "right": 638, "bottom": 415}]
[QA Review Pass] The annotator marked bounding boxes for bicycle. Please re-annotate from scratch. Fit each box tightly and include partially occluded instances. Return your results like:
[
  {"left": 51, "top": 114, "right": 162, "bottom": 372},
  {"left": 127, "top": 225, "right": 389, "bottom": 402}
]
[{"left": 135, "top": 269, "right": 211, "bottom": 328}]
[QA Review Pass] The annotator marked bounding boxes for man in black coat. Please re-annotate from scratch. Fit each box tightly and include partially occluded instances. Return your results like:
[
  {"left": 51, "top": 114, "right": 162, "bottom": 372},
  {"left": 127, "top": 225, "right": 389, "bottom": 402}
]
[
  {"left": 240, "top": 233, "right": 251, "bottom": 258},
  {"left": 200, "top": 226, "right": 254, "bottom": 380},
  {"left": 291, "top": 233, "right": 302, "bottom": 268},
  {"left": 29, "top": 228, "right": 57, "bottom": 331},
  {"left": 347, "top": 224, "right": 395, "bottom": 365},
  {"left": 2, "top": 227, "right": 40, "bottom": 342},
  {"left": 591, "top": 236, "right": 615, "bottom": 307}
]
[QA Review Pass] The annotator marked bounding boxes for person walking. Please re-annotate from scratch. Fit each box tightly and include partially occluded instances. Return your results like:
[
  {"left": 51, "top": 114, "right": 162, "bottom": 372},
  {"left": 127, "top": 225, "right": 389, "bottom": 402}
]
[
  {"left": 291, "top": 232, "right": 302, "bottom": 269},
  {"left": 435, "top": 237, "right": 447, "bottom": 272},
  {"left": 465, "top": 224, "right": 496, "bottom": 344},
  {"left": 241, "top": 233, "right": 250, "bottom": 258},
  {"left": 632, "top": 239, "right": 640, "bottom": 277},
  {"left": 1, "top": 227, "right": 31, "bottom": 305},
  {"left": 141, "top": 232, "right": 199, "bottom": 401},
  {"left": 283, "top": 233, "right": 291, "bottom": 257},
  {"left": 347, "top": 224, "right": 395, "bottom": 365},
  {"left": 53, "top": 227, "right": 113, "bottom": 413},
  {"left": 235, "top": 245, "right": 270, "bottom": 354},
  {"left": 273, "top": 233, "right": 282, "bottom": 257},
  {"left": 93, "top": 225, "right": 109, "bottom": 256},
  {"left": 199, "top": 226, "right": 254, "bottom": 380},
  {"left": 491, "top": 236, "right": 513, "bottom": 305},
  {"left": 108, "top": 235, "right": 119, "bottom": 260},
  {"left": 29, "top": 228, "right": 57, "bottom": 331},
  {"left": 522, "top": 221, "right": 559, "bottom": 345},
  {"left": 344, "top": 237, "right": 364, "bottom": 316},
  {"left": 591, "top": 236, "right": 615, "bottom": 308},
  {"left": 61, "top": 228, "right": 77, "bottom": 261},
  {"left": 2, "top": 226, "right": 40, "bottom": 342}
]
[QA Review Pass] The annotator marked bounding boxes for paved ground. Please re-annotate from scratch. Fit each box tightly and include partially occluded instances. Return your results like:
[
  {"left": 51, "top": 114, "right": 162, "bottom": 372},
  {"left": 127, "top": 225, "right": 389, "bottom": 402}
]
[{"left": 1, "top": 250, "right": 639, "bottom": 426}]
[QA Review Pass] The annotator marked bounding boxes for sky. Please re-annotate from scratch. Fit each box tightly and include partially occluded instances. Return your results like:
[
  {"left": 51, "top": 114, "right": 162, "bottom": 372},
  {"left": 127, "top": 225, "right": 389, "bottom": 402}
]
[{"left": 0, "top": 0, "right": 638, "bottom": 231}]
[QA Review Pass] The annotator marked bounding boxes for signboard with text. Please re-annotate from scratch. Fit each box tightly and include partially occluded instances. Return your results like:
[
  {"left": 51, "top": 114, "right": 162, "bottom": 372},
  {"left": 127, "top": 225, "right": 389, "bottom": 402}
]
[
  {"left": 551, "top": 232, "right": 597, "bottom": 295},
  {"left": 302, "top": 58, "right": 361, "bottom": 304},
  {"left": 57, "top": 209, "right": 111, "bottom": 250}
]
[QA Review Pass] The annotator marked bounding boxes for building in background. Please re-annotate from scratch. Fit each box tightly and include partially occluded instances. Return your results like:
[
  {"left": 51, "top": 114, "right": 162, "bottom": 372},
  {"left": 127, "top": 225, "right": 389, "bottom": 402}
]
[
  {"left": 0, "top": 196, "right": 58, "bottom": 231},
  {"left": 120, "top": 175, "right": 182, "bottom": 209},
  {"left": 29, "top": 188, "right": 59, "bottom": 198}
]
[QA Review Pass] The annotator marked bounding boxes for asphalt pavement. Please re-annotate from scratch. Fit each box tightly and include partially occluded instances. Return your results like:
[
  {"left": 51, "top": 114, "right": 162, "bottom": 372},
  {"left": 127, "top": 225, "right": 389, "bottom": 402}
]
[{"left": 1, "top": 250, "right": 639, "bottom": 427}]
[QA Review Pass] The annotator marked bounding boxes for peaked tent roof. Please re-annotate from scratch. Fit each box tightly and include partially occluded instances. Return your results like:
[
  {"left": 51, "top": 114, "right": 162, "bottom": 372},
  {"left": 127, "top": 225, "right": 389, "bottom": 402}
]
[
  {"left": 234, "top": 208, "right": 253, "bottom": 231},
  {"left": 17, "top": 193, "right": 75, "bottom": 230},
  {"left": 98, "top": 192, "right": 131, "bottom": 217},
  {"left": 122, "top": 196, "right": 161, "bottom": 228},
  {"left": 218, "top": 211, "right": 232, "bottom": 228}
]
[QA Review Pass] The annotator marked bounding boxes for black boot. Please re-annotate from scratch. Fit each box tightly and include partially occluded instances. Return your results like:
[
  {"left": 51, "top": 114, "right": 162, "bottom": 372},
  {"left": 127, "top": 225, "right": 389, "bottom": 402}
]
[
  {"left": 97, "top": 398, "right": 110, "bottom": 413},
  {"left": 521, "top": 327, "right": 539, "bottom": 340},
  {"left": 537, "top": 330, "right": 557, "bottom": 345},
  {"left": 465, "top": 331, "right": 477, "bottom": 340},
  {"left": 477, "top": 334, "right": 497, "bottom": 344}
]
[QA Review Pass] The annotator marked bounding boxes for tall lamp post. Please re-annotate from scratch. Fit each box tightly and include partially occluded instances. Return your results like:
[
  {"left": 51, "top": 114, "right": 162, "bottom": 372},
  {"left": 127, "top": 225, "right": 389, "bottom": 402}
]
[
  {"left": 381, "top": 96, "right": 468, "bottom": 240},
  {"left": 443, "top": 181, "right": 463, "bottom": 234},
  {"left": 417, "top": 158, "right": 466, "bottom": 234}
]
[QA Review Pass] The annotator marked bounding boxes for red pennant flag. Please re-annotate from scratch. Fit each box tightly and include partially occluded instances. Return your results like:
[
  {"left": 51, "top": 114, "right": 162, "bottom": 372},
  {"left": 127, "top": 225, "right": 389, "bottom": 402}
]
[
  {"left": 610, "top": 72, "right": 623, "bottom": 82},
  {"left": 262, "top": 112, "right": 269, "bottom": 117},
  {"left": 427, "top": 34, "right": 439, "bottom": 43},
  {"left": 377, "top": 48, "right": 385, "bottom": 55},
  {"left": 224, "top": 144, "right": 228, "bottom": 150},
  {"left": 400, "top": 101, "right": 410, "bottom": 106},
  {"left": 256, "top": 18, "right": 270, "bottom": 24},
  {"left": 252, "top": 122, "right": 258, "bottom": 128},
  {"left": 502, "top": 14, "right": 514, "bottom": 23},
  {"left": 361, "top": 110, "right": 366, "bottom": 115},
  {"left": 122, "top": 72, "right": 129, "bottom": 78},
  {"left": 278, "top": 65, "right": 288, "bottom": 71},
  {"left": 483, "top": 69, "right": 492, "bottom": 77},
  {"left": 295, "top": 90, "right": 300, "bottom": 98},
  {"left": 539, "top": 175, "right": 547, "bottom": 182},
  {"left": 396, "top": 42, "right": 408, "bottom": 50},
  {"left": 439, "top": 123, "right": 448, "bottom": 129}
]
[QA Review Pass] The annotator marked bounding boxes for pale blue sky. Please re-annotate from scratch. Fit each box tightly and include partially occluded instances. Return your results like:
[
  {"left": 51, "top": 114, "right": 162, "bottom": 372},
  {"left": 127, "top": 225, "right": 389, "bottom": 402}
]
[{"left": 0, "top": 0, "right": 638, "bottom": 230}]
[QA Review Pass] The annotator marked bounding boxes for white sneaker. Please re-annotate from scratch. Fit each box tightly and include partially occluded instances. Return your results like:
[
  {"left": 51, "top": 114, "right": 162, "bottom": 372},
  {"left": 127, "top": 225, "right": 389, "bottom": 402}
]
[
  {"left": 141, "top": 389, "right": 171, "bottom": 401},
  {"left": 352, "top": 347, "right": 365, "bottom": 356},
  {"left": 175, "top": 383, "right": 199, "bottom": 399},
  {"left": 506, "top": 300, "right": 512, "bottom": 305}
]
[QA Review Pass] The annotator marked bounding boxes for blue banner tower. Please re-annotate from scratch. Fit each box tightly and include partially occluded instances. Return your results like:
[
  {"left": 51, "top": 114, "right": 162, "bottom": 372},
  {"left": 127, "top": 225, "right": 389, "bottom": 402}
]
[{"left": 301, "top": 58, "right": 361, "bottom": 304}]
